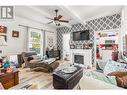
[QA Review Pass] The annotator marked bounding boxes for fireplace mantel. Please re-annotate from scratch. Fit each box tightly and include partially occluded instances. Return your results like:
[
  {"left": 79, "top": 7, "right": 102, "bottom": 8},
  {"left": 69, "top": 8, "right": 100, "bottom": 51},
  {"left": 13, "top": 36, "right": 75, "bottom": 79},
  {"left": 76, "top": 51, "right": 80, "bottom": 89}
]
[{"left": 70, "top": 49, "right": 92, "bottom": 53}]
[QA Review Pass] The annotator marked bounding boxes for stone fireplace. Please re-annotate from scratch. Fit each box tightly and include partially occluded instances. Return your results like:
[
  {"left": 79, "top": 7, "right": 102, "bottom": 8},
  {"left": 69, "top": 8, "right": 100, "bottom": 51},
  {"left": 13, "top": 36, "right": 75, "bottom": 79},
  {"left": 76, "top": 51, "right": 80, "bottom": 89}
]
[{"left": 70, "top": 49, "right": 92, "bottom": 68}]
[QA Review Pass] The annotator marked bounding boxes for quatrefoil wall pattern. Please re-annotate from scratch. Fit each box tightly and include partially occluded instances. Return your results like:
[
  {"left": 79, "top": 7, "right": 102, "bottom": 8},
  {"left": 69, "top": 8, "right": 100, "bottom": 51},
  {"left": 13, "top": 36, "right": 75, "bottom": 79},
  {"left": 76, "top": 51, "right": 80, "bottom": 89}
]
[{"left": 57, "top": 13, "right": 121, "bottom": 64}]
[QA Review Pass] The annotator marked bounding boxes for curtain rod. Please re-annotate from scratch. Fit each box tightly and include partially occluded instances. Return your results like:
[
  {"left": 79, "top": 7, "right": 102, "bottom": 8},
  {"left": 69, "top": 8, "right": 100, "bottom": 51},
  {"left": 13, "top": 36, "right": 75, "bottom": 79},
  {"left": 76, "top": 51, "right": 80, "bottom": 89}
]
[{"left": 18, "top": 24, "right": 54, "bottom": 33}]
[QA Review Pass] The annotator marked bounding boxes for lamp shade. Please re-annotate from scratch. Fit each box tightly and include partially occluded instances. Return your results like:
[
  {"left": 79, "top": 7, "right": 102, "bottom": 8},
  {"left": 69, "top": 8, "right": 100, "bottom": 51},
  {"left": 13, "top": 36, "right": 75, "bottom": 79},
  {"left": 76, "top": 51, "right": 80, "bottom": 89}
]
[{"left": 0, "top": 36, "right": 7, "bottom": 46}]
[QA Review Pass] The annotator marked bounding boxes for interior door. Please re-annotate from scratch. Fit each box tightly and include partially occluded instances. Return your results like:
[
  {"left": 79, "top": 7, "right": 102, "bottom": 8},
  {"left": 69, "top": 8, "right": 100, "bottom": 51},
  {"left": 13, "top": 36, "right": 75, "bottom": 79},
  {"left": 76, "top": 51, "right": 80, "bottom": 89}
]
[{"left": 63, "top": 33, "right": 70, "bottom": 60}]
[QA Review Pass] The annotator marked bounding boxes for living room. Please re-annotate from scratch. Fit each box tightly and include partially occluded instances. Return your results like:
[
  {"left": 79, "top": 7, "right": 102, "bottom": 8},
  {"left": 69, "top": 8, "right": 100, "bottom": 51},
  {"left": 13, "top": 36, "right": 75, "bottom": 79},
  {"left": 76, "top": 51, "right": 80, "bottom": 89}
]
[{"left": 0, "top": 5, "right": 127, "bottom": 91}]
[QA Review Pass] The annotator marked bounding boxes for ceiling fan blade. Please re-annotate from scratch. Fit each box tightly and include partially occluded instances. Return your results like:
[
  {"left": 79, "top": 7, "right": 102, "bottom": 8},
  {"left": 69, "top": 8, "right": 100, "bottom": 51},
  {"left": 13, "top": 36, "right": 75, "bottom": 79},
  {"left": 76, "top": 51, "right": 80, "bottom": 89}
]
[
  {"left": 59, "top": 20, "right": 69, "bottom": 23},
  {"left": 57, "top": 15, "right": 62, "bottom": 20},
  {"left": 47, "top": 21, "right": 53, "bottom": 24},
  {"left": 45, "top": 16, "right": 54, "bottom": 20}
]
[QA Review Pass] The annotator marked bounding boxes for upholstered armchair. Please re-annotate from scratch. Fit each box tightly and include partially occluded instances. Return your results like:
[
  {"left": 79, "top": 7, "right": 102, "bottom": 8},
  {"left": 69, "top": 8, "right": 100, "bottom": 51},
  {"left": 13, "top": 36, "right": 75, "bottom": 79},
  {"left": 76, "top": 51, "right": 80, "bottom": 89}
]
[{"left": 21, "top": 52, "right": 59, "bottom": 73}]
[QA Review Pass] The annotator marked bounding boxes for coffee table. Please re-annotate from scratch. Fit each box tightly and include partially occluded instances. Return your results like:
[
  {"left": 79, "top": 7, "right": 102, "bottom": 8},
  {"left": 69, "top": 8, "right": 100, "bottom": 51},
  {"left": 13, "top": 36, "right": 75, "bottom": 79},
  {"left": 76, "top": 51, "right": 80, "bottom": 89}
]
[{"left": 53, "top": 66, "right": 83, "bottom": 89}]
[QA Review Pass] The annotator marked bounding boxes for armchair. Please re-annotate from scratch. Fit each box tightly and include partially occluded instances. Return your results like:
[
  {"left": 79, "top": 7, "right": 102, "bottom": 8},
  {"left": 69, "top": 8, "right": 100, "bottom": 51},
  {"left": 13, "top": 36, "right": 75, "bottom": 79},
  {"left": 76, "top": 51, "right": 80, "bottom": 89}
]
[{"left": 21, "top": 52, "right": 59, "bottom": 73}]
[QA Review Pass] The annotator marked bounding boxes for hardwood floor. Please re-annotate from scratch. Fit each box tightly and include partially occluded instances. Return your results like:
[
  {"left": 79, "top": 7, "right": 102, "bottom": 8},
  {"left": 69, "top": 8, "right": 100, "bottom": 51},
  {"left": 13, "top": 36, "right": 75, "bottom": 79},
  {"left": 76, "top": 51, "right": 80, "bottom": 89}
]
[
  {"left": 10, "top": 68, "right": 53, "bottom": 89},
  {"left": 9, "top": 60, "right": 80, "bottom": 90},
  {"left": 10, "top": 60, "right": 69, "bottom": 90}
]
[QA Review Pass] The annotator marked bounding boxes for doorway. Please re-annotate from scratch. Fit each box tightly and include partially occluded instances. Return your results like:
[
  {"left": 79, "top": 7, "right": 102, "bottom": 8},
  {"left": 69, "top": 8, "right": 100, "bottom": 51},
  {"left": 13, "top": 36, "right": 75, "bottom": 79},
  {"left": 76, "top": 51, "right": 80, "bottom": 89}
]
[{"left": 63, "top": 33, "right": 71, "bottom": 60}]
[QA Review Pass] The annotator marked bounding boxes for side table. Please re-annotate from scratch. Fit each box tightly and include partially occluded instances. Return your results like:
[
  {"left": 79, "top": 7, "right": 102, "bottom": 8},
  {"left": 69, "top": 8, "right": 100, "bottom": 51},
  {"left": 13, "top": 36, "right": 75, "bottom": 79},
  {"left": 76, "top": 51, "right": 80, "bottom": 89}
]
[{"left": 0, "top": 70, "right": 19, "bottom": 89}]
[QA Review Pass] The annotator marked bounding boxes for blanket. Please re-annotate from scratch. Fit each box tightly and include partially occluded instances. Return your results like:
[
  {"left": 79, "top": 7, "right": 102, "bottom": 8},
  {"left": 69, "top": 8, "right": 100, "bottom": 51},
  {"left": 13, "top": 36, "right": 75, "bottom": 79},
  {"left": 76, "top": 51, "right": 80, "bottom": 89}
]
[{"left": 84, "top": 71, "right": 117, "bottom": 85}]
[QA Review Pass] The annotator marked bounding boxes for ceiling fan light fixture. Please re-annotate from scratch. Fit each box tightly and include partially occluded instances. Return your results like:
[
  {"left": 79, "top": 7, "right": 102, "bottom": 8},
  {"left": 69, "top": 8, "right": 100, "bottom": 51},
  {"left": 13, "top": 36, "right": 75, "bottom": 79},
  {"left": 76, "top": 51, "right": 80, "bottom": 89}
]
[
  {"left": 46, "top": 9, "right": 69, "bottom": 27},
  {"left": 56, "top": 23, "right": 60, "bottom": 26},
  {"left": 54, "top": 20, "right": 60, "bottom": 26}
]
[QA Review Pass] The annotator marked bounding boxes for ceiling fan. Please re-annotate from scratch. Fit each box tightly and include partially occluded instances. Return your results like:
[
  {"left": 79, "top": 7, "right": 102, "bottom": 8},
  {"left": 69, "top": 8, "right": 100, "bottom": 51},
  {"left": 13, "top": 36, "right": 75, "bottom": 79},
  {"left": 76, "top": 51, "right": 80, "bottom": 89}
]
[{"left": 46, "top": 9, "right": 69, "bottom": 26}]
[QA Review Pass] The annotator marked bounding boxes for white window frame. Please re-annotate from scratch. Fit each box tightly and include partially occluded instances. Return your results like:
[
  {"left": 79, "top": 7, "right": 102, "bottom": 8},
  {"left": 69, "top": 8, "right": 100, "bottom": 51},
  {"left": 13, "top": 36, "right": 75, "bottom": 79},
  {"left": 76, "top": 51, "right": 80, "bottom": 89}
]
[{"left": 28, "top": 28, "right": 43, "bottom": 55}]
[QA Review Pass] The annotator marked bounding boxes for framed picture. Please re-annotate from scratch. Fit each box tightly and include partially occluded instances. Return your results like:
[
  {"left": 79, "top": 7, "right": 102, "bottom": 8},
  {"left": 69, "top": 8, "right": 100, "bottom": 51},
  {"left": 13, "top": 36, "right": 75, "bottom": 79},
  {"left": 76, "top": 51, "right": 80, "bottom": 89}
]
[
  {"left": 0, "top": 26, "right": 7, "bottom": 33},
  {"left": 12, "top": 31, "right": 19, "bottom": 38}
]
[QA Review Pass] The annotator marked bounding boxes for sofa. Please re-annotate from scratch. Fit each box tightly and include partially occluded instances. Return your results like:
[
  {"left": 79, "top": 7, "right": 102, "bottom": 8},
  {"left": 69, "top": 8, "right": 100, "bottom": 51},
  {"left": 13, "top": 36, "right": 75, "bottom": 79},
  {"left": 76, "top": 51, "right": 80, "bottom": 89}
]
[
  {"left": 21, "top": 52, "right": 59, "bottom": 72},
  {"left": 79, "top": 59, "right": 127, "bottom": 89},
  {"left": 79, "top": 76, "right": 123, "bottom": 89}
]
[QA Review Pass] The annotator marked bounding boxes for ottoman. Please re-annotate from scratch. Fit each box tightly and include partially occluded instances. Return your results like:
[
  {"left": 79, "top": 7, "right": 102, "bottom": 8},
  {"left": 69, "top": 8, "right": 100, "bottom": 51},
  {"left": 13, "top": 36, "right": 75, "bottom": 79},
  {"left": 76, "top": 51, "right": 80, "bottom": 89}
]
[{"left": 53, "top": 66, "right": 83, "bottom": 89}]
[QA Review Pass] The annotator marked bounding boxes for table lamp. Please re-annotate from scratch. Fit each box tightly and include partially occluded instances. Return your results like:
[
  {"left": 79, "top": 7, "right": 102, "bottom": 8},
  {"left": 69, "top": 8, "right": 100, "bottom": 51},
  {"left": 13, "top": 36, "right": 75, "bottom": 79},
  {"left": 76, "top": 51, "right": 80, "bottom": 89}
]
[{"left": 0, "top": 36, "right": 7, "bottom": 55}]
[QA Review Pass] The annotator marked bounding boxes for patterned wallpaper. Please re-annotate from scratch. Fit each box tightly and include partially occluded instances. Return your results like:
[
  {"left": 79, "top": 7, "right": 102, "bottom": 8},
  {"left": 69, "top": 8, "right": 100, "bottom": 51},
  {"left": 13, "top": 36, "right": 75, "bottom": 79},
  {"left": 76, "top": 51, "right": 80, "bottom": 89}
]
[{"left": 57, "top": 13, "right": 121, "bottom": 64}]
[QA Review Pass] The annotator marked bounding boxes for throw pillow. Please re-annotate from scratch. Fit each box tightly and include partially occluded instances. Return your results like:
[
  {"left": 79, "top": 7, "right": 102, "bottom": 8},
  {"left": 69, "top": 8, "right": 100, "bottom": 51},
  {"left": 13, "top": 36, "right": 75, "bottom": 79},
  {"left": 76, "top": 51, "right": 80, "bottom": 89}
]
[
  {"left": 108, "top": 71, "right": 127, "bottom": 77},
  {"left": 104, "top": 60, "right": 127, "bottom": 75},
  {"left": 32, "top": 55, "right": 42, "bottom": 60},
  {"left": 43, "top": 58, "right": 56, "bottom": 64},
  {"left": 27, "top": 56, "right": 34, "bottom": 62},
  {"left": 9, "top": 55, "right": 19, "bottom": 67},
  {"left": 29, "top": 60, "right": 40, "bottom": 64},
  {"left": 96, "top": 60, "right": 107, "bottom": 70},
  {"left": 122, "top": 55, "right": 127, "bottom": 62},
  {"left": 116, "top": 75, "right": 127, "bottom": 88},
  {"left": 108, "top": 71, "right": 127, "bottom": 88}
]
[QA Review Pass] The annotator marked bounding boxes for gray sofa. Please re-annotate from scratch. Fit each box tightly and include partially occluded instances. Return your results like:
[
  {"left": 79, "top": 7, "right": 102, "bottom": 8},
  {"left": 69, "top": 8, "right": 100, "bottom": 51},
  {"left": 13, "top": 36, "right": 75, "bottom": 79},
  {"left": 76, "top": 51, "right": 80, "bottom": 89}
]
[{"left": 21, "top": 52, "right": 59, "bottom": 72}]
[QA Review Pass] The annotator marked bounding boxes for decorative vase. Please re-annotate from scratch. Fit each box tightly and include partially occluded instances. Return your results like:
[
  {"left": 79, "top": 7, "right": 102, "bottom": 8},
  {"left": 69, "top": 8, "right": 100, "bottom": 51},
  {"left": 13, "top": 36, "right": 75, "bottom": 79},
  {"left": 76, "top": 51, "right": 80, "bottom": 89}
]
[{"left": 3, "top": 60, "right": 10, "bottom": 69}]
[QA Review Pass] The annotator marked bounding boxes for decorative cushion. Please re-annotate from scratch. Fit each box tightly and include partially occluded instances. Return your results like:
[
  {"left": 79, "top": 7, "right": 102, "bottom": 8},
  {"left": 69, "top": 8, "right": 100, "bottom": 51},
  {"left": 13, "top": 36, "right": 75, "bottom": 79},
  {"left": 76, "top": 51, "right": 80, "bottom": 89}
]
[
  {"left": 29, "top": 60, "right": 40, "bottom": 64},
  {"left": 97, "top": 60, "right": 107, "bottom": 70},
  {"left": 108, "top": 71, "right": 127, "bottom": 77},
  {"left": 108, "top": 71, "right": 127, "bottom": 88},
  {"left": 9, "top": 55, "right": 19, "bottom": 67},
  {"left": 116, "top": 75, "right": 127, "bottom": 88},
  {"left": 122, "top": 55, "right": 127, "bottom": 62},
  {"left": 43, "top": 58, "right": 56, "bottom": 64},
  {"left": 32, "top": 55, "right": 42, "bottom": 60},
  {"left": 27, "top": 56, "right": 34, "bottom": 62},
  {"left": 104, "top": 60, "right": 127, "bottom": 75}
]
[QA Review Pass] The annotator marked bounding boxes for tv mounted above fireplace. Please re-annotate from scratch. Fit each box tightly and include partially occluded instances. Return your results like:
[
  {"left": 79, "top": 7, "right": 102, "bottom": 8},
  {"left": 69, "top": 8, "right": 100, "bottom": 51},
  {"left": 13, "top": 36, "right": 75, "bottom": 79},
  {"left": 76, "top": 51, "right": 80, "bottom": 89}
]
[{"left": 73, "top": 30, "right": 90, "bottom": 41}]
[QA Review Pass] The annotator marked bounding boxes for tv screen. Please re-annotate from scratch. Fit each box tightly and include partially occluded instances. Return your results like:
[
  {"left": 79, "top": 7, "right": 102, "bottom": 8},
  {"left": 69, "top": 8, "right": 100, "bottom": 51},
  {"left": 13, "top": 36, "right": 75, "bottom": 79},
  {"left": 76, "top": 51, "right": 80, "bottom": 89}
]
[{"left": 73, "top": 30, "right": 90, "bottom": 41}]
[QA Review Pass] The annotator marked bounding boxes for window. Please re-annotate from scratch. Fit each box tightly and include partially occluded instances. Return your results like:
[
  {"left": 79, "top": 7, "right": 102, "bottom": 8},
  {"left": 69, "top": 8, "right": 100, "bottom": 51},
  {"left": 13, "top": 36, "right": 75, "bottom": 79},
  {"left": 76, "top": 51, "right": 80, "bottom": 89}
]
[{"left": 28, "top": 28, "right": 43, "bottom": 54}]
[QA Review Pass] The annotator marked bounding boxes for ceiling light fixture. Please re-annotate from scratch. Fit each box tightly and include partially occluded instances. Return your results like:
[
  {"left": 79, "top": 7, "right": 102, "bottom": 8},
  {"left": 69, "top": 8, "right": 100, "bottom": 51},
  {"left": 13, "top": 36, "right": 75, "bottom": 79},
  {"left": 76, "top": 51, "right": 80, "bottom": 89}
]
[{"left": 54, "top": 20, "right": 60, "bottom": 26}]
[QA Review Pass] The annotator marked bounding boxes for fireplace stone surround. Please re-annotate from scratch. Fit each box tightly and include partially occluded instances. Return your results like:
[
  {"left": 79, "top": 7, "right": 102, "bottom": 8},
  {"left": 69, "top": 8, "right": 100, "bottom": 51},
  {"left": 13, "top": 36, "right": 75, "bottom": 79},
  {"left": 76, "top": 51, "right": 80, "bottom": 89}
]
[{"left": 70, "top": 49, "right": 93, "bottom": 68}]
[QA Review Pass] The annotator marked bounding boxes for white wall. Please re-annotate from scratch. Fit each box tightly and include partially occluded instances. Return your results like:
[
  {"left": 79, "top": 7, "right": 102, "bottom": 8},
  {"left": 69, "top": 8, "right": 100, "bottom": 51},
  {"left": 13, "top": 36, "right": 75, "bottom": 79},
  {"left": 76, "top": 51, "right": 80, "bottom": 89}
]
[{"left": 0, "top": 16, "right": 56, "bottom": 56}]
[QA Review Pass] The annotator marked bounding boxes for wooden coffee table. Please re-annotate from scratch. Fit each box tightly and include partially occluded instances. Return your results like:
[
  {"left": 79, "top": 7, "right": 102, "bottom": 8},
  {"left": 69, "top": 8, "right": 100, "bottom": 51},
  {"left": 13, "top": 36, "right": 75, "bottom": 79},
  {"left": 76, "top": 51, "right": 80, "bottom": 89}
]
[{"left": 53, "top": 66, "right": 83, "bottom": 89}]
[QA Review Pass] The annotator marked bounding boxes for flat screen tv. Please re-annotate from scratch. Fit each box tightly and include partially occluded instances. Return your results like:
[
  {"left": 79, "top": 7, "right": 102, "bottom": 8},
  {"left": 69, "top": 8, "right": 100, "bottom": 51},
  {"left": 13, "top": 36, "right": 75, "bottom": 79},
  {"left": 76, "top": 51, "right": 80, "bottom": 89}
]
[{"left": 73, "top": 30, "right": 90, "bottom": 41}]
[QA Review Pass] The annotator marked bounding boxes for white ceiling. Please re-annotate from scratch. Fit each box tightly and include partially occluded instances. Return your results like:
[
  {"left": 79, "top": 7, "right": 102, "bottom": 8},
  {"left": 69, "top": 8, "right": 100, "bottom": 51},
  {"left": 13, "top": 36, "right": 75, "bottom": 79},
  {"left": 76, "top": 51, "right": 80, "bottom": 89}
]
[{"left": 15, "top": 6, "right": 122, "bottom": 28}]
